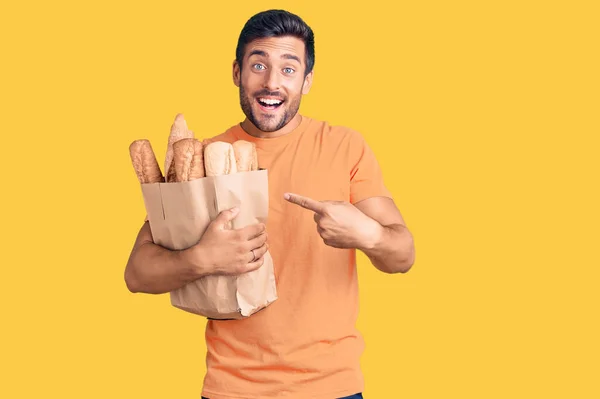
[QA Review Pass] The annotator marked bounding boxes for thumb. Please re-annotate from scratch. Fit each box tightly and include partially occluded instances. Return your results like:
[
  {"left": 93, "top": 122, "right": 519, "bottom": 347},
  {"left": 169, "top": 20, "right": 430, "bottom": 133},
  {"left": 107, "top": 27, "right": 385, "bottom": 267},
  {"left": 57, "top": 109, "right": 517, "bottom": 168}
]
[{"left": 213, "top": 206, "right": 239, "bottom": 228}]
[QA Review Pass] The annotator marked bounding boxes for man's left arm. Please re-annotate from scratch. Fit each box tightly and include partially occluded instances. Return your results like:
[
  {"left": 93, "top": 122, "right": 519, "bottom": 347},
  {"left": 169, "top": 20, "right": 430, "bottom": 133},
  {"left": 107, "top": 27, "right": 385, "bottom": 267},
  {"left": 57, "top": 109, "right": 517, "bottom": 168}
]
[
  {"left": 353, "top": 196, "right": 415, "bottom": 274},
  {"left": 284, "top": 128, "right": 415, "bottom": 274},
  {"left": 283, "top": 192, "right": 415, "bottom": 274}
]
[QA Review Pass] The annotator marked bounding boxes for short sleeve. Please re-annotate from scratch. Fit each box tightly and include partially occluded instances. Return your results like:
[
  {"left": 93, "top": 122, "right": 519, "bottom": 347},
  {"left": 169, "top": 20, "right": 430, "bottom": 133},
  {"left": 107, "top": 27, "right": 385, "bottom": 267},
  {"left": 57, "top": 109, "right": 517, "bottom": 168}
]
[{"left": 348, "top": 130, "right": 393, "bottom": 204}]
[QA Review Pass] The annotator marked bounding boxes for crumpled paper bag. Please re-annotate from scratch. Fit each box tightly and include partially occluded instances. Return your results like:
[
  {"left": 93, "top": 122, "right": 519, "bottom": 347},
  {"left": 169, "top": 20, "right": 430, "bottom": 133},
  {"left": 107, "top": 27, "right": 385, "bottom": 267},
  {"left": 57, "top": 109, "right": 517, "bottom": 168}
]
[{"left": 140, "top": 169, "right": 277, "bottom": 319}]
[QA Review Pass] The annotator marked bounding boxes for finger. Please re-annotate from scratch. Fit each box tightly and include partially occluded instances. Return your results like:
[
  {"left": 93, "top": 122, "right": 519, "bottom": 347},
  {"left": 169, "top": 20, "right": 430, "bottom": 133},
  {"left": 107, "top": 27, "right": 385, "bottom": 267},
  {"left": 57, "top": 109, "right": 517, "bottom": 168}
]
[
  {"left": 231, "top": 255, "right": 265, "bottom": 275},
  {"left": 244, "top": 255, "right": 265, "bottom": 273},
  {"left": 239, "top": 222, "right": 266, "bottom": 240},
  {"left": 246, "top": 231, "right": 268, "bottom": 252},
  {"left": 313, "top": 213, "right": 322, "bottom": 223},
  {"left": 284, "top": 193, "right": 326, "bottom": 214},
  {"left": 239, "top": 246, "right": 268, "bottom": 274},
  {"left": 213, "top": 207, "right": 240, "bottom": 229},
  {"left": 249, "top": 241, "right": 269, "bottom": 262},
  {"left": 317, "top": 224, "right": 325, "bottom": 234},
  {"left": 246, "top": 248, "right": 257, "bottom": 264}
]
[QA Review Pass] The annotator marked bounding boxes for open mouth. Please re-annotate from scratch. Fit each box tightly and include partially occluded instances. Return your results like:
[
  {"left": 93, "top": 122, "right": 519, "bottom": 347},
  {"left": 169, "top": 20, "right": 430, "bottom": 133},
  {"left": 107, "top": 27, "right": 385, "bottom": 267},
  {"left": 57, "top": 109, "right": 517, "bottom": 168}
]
[{"left": 256, "top": 97, "right": 284, "bottom": 111}]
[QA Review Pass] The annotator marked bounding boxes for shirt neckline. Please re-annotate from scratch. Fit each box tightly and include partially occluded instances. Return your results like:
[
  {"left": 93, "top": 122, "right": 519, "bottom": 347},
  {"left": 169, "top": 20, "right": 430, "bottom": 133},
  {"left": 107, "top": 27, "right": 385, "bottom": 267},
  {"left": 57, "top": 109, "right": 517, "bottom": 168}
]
[{"left": 232, "top": 115, "right": 311, "bottom": 151}]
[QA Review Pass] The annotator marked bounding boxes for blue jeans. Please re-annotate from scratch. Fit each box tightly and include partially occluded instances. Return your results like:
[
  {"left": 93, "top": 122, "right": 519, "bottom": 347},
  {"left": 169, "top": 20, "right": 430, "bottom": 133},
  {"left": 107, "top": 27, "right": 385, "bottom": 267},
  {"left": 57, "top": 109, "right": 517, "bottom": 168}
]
[{"left": 202, "top": 394, "right": 363, "bottom": 399}]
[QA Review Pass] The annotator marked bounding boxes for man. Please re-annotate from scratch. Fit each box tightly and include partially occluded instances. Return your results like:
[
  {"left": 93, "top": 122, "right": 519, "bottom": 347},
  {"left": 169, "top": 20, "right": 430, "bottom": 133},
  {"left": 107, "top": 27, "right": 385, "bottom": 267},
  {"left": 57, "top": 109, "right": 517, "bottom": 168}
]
[{"left": 125, "top": 9, "right": 415, "bottom": 399}]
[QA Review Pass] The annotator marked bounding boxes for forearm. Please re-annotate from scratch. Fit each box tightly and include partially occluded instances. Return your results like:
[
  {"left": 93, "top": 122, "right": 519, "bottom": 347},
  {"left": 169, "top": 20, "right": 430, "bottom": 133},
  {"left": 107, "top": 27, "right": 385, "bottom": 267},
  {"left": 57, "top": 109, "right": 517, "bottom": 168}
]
[
  {"left": 359, "top": 223, "right": 415, "bottom": 273},
  {"left": 124, "top": 241, "right": 208, "bottom": 295}
]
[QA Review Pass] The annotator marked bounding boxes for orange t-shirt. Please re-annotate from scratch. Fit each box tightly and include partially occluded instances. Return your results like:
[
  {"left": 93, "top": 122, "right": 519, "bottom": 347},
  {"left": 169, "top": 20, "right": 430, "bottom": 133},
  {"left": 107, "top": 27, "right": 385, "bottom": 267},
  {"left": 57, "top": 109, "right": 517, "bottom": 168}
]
[{"left": 200, "top": 115, "right": 392, "bottom": 399}]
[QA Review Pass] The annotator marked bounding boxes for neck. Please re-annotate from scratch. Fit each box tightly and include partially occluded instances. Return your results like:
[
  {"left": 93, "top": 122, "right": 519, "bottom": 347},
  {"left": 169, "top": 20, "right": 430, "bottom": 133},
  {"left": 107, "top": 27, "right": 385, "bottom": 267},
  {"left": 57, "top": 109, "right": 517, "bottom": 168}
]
[{"left": 240, "top": 113, "right": 303, "bottom": 139}]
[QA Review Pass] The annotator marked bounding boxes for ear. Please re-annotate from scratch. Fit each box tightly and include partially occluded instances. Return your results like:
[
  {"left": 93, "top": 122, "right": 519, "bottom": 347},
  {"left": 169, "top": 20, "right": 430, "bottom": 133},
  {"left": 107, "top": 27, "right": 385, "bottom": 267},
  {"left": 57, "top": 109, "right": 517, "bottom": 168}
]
[
  {"left": 302, "top": 70, "right": 314, "bottom": 94},
  {"left": 232, "top": 60, "right": 241, "bottom": 87}
]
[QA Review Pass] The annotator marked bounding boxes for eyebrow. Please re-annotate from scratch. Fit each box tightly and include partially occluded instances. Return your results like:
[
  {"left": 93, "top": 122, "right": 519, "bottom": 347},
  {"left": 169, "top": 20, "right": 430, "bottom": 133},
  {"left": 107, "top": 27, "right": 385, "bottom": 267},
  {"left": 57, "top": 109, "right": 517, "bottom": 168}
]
[
  {"left": 282, "top": 53, "right": 301, "bottom": 63},
  {"left": 248, "top": 50, "right": 301, "bottom": 64}
]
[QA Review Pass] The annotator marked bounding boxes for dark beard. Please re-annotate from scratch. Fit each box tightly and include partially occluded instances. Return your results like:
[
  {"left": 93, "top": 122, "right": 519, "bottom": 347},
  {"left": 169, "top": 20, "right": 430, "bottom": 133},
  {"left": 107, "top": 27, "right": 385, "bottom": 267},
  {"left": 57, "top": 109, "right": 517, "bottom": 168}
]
[{"left": 239, "top": 84, "right": 302, "bottom": 132}]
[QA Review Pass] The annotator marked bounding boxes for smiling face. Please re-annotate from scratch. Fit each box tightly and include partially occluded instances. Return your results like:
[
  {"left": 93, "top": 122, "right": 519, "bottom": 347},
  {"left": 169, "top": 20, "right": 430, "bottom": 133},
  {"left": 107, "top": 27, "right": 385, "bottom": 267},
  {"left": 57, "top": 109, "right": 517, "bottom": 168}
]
[{"left": 233, "top": 35, "right": 313, "bottom": 135}]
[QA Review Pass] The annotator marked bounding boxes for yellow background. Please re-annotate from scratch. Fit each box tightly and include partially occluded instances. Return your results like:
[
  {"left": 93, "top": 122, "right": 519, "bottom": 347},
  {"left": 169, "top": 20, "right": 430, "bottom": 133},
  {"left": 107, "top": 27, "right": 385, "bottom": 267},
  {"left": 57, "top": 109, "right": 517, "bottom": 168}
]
[{"left": 1, "top": 1, "right": 598, "bottom": 398}]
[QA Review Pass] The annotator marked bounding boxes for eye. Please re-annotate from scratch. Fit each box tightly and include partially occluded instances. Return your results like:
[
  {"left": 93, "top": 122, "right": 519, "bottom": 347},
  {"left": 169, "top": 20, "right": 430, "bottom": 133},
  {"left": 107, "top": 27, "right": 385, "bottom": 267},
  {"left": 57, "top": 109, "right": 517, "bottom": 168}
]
[
  {"left": 253, "top": 64, "right": 266, "bottom": 70},
  {"left": 283, "top": 67, "right": 295, "bottom": 74}
]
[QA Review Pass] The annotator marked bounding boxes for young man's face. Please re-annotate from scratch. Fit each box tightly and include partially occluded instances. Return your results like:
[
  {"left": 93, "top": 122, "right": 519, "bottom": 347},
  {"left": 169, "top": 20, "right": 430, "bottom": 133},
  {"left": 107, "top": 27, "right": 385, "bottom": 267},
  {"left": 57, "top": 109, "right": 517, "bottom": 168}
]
[{"left": 234, "top": 35, "right": 313, "bottom": 133}]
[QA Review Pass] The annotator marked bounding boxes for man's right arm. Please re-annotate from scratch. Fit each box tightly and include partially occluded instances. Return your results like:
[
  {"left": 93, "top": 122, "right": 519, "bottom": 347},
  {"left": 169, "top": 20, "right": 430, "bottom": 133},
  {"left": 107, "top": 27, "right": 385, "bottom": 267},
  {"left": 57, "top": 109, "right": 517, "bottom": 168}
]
[
  {"left": 124, "top": 207, "right": 269, "bottom": 295},
  {"left": 124, "top": 221, "right": 206, "bottom": 294}
]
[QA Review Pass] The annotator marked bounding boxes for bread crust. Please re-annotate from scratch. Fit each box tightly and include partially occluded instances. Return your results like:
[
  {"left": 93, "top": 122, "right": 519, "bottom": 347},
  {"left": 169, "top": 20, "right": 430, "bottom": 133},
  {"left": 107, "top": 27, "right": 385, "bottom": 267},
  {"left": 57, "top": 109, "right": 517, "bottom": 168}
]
[
  {"left": 232, "top": 140, "right": 258, "bottom": 172},
  {"left": 204, "top": 142, "right": 238, "bottom": 176},
  {"left": 129, "top": 139, "right": 164, "bottom": 184},
  {"left": 172, "top": 138, "right": 205, "bottom": 182},
  {"left": 165, "top": 114, "right": 194, "bottom": 179}
]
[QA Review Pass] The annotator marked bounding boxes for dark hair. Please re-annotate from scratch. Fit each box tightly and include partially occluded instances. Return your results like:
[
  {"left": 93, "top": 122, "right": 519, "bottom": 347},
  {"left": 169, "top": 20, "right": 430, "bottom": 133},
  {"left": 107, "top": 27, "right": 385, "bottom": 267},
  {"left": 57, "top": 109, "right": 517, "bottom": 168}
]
[{"left": 235, "top": 9, "right": 315, "bottom": 76}]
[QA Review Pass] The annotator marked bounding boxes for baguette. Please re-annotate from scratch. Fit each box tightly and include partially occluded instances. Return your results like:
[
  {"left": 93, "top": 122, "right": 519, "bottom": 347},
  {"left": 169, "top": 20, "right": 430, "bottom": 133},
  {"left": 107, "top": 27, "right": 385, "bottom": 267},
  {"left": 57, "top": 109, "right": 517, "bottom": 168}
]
[
  {"left": 172, "top": 138, "right": 205, "bottom": 182},
  {"left": 204, "top": 141, "right": 238, "bottom": 176},
  {"left": 166, "top": 158, "right": 177, "bottom": 182},
  {"left": 165, "top": 113, "right": 194, "bottom": 180},
  {"left": 129, "top": 139, "right": 164, "bottom": 184},
  {"left": 232, "top": 140, "right": 258, "bottom": 172}
]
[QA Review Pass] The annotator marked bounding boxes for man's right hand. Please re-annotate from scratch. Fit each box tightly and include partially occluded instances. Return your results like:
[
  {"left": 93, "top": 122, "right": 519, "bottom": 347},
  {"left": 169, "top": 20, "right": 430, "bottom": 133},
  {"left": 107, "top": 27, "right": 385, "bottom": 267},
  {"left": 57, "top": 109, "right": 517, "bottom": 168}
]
[
  {"left": 188, "top": 207, "right": 269, "bottom": 276},
  {"left": 124, "top": 207, "right": 269, "bottom": 294}
]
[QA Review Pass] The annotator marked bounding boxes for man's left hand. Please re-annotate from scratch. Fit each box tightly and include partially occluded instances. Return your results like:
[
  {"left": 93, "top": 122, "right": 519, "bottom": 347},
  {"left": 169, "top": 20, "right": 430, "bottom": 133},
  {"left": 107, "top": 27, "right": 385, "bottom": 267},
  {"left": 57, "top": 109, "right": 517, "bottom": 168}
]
[{"left": 284, "top": 192, "right": 382, "bottom": 250}]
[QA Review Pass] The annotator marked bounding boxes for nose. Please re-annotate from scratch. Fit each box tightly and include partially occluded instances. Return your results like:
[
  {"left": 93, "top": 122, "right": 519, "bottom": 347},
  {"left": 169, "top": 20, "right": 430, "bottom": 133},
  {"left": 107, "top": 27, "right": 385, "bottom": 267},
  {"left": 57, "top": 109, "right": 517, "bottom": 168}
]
[{"left": 263, "top": 69, "right": 280, "bottom": 91}]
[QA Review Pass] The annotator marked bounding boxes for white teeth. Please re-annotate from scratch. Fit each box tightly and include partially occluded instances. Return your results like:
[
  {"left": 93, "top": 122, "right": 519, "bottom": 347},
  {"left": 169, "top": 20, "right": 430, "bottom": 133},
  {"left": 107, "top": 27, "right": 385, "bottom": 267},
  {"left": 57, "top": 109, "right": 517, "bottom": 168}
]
[{"left": 259, "top": 98, "right": 282, "bottom": 105}]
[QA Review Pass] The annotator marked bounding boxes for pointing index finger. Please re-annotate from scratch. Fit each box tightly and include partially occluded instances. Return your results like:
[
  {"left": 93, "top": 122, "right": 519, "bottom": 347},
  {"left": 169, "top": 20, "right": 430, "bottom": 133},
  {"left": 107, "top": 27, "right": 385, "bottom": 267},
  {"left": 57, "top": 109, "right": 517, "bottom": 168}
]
[{"left": 284, "top": 192, "right": 326, "bottom": 214}]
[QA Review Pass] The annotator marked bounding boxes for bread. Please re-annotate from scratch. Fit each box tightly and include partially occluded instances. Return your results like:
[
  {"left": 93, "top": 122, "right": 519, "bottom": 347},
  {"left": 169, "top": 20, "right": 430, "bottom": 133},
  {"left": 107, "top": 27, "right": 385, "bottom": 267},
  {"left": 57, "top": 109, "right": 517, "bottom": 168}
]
[
  {"left": 129, "top": 139, "right": 164, "bottom": 184},
  {"left": 232, "top": 140, "right": 258, "bottom": 172},
  {"left": 172, "top": 138, "right": 205, "bottom": 182},
  {"left": 204, "top": 141, "right": 238, "bottom": 176},
  {"left": 166, "top": 158, "right": 177, "bottom": 182},
  {"left": 165, "top": 114, "right": 194, "bottom": 179}
]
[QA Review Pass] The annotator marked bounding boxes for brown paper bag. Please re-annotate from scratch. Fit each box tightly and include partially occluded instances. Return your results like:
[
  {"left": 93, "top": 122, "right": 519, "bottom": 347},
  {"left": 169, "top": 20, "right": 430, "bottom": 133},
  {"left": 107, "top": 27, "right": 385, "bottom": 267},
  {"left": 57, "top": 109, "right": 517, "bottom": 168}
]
[{"left": 140, "top": 169, "right": 278, "bottom": 319}]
